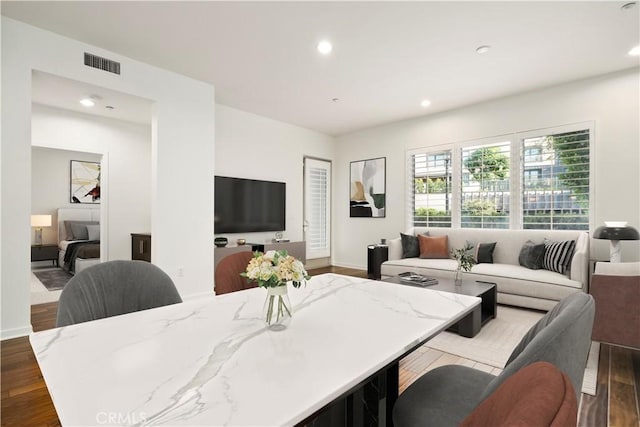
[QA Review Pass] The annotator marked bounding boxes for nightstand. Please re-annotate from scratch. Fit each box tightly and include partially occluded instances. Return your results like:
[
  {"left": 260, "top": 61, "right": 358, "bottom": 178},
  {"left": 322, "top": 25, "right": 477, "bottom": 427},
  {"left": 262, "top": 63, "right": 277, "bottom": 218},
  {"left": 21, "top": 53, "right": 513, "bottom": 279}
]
[
  {"left": 367, "top": 244, "right": 389, "bottom": 280},
  {"left": 31, "top": 244, "right": 58, "bottom": 266}
]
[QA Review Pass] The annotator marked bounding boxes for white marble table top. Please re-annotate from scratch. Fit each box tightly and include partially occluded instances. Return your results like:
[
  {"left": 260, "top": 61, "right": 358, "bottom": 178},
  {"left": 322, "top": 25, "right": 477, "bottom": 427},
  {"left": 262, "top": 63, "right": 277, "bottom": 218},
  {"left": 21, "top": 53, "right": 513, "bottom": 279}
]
[{"left": 30, "top": 273, "right": 480, "bottom": 426}]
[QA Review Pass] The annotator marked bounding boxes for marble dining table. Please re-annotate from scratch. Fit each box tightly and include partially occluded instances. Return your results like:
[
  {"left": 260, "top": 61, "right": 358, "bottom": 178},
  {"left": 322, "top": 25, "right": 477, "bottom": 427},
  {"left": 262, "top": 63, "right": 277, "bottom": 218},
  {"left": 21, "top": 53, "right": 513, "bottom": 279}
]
[{"left": 30, "top": 273, "right": 480, "bottom": 426}]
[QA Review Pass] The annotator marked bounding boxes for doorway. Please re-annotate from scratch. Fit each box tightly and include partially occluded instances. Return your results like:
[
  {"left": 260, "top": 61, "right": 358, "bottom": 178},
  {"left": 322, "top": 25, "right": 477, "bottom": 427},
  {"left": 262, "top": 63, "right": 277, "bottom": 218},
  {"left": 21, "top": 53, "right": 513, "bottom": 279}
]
[{"left": 303, "top": 157, "right": 332, "bottom": 268}]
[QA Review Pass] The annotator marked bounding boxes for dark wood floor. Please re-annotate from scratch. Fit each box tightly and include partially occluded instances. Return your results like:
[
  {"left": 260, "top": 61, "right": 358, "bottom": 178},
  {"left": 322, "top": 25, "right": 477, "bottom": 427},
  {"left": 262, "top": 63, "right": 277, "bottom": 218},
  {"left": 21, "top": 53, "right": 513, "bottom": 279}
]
[{"left": 2, "top": 266, "right": 638, "bottom": 426}]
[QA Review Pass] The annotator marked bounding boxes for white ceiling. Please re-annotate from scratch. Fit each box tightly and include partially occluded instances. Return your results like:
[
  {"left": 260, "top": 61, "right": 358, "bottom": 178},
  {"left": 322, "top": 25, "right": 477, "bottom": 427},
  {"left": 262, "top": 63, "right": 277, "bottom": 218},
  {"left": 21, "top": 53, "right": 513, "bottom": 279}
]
[{"left": 4, "top": 1, "right": 639, "bottom": 136}]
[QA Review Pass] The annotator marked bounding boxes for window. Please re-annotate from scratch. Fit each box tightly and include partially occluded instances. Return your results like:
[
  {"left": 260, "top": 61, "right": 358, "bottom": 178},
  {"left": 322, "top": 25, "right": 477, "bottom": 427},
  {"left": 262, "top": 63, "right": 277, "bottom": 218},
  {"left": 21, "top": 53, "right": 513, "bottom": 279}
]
[
  {"left": 408, "top": 123, "right": 591, "bottom": 231},
  {"left": 522, "top": 129, "right": 590, "bottom": 230},
  {"left": 461, "top": 142, "right": 511, "bottom": 229},
  {"left": 412, "top": 150, "right": 452, "bottom": 227}
]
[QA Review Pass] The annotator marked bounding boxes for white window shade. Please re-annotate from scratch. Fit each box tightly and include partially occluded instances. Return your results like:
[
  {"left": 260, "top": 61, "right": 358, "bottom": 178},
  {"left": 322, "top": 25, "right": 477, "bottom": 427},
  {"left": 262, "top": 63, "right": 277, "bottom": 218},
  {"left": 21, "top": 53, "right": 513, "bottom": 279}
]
[
  {"left": 522, "top": 129, "right": 590, "bottom": 230},
  {"left": 304, "top": 158, "right": 331, "bottom": 259},
  {"left": 412, "top": 150, "right": 452, "bottom": 228},
  {"left": 461, "top": 141, "right": 510, "bottom": 229}
]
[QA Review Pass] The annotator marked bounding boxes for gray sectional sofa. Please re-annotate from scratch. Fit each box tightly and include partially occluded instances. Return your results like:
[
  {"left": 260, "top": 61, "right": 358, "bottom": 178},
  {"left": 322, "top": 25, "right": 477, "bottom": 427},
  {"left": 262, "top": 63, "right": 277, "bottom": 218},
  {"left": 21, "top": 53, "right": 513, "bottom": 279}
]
[{"left": 382, "top": 227, "right": 589, "bottom": 311}]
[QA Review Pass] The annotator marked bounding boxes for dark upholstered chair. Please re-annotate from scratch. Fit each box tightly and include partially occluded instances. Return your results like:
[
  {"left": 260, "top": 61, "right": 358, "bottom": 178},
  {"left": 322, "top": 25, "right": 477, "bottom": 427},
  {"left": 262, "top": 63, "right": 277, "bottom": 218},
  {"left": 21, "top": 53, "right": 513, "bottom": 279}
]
[
  {"left": 590, "top": 262, "right": 640, "bottom": 348},
  {"left": 459, "top": 361, "right": 578, "bottom": 427},
  {"left": 56, "top": 260, "right": 182, "bottom": 327},
  {"left": 214, "top": 251, "right": 256, "bottom": 295},
  {"left": 393, "top": 292, "right": 595, "bottom": 427}
]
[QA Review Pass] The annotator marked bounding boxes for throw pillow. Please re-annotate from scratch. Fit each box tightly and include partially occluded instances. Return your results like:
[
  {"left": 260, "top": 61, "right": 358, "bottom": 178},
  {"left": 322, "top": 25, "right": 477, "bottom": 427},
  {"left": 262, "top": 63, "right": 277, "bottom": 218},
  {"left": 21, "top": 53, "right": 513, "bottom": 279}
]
[
  {"left": 64, "top": 220, "right": 99, "bottom": 240},
  {"left": 543, "top": 239, "right": 576, "bottom": 274},
  {"left": 418, "top": 234, "right": 449, "bottom": 259},
  {"left": 400, "top": 231, "right": 429, "bottom": 258},
  {"left": 69, "top": 222, "right": 89, "bottom": 240},
  {"left": 86, "top": 224, "right": 100, "bottom": 241},
  {"left": 474, "top": 242, "right": 497, "bottom": 264},
  {"left": 518, "top": 240, "right": 546, "bottom": 270}
]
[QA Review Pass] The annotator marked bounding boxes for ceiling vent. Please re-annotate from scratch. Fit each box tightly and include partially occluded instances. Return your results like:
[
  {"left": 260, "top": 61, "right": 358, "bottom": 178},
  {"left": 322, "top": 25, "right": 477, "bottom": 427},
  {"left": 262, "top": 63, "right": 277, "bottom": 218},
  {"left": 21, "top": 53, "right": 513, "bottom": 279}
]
[{"left": 84, "top": 52, "right": 120, "bottom": 75}]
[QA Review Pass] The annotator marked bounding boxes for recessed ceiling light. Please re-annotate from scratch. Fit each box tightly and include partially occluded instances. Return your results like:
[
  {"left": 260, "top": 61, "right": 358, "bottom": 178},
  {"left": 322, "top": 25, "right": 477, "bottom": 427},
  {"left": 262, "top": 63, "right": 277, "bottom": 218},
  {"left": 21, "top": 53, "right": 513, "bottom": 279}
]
[
  {"left": 629, "top": 45, "right": 640, "bottom": 56},
  {"left": 621, "top": 2, "right": 637, "bottom": 11},
  {"left": 420, "top": 99, "right": 431, "bottom": 108},
  {"left": 332, "top": 98, "right": 339, "bottom": 102},
  {"left": 476, "top": 45, "right": 491, "bottom": 54},
  {"left": 317, "top": 40, "right": 333, "bottom": 55},
  {"left": 79, "top": 98, "right": 95, "bottom": 107}
]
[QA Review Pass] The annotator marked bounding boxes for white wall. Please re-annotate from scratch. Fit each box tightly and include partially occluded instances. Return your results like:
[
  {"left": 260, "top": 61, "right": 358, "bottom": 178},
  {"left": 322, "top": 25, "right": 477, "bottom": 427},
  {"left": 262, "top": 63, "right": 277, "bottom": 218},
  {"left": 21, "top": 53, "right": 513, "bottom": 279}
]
[
  {"left": 215, "top": 104, "right": 335, "bottom": 244},
  {"left": 31, "top": 105, "right": 151, "bottom": 261},
  {"left": 1, "top": 17, "right": 215, "bottom": 339},
  {"left": 334, "top": 68, "right": 640, "bottom": 268},
  {"left": 31, "top": 146, "right": 102, "bottom": 245}
]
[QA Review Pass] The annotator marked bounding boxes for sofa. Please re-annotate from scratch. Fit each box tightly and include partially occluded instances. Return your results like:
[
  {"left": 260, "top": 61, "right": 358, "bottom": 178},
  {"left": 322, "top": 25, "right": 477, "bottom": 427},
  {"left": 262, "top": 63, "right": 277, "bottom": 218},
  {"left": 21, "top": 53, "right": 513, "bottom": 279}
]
[{"left": 382, "top": 227, "right": 589, "bottom": 311}]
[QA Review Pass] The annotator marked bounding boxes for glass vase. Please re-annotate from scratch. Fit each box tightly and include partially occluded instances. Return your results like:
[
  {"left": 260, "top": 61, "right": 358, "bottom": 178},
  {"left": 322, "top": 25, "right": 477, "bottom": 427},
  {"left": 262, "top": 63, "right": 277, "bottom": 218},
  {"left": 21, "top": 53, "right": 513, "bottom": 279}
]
[
  {"left": 454, "top": 269, "right": 463, "bottom": 286},
  {"left": 263, "top": 284, "right": 292, "bottom": 331}
]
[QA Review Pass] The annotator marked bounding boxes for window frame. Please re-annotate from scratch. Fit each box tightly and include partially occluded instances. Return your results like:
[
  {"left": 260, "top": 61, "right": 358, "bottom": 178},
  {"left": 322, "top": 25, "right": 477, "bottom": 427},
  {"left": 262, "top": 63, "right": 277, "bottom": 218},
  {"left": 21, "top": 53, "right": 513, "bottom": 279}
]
[{"left": 406, "top": 121, "right": 594, "bottom": 231}]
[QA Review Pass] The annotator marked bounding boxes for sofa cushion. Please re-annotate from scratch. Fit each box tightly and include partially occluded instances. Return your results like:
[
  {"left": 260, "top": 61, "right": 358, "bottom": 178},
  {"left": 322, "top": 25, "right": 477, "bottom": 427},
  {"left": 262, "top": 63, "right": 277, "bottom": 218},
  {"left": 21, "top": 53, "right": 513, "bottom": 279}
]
[
  {"left": 400, "top": 232, "right": 422, "bottom": 258},
  {"left": 471, "top": 264, "right": 582, "bottom": 289},
  {"left": 519, "top": 240, "right": 546, "bottom": 270},
  {"left": 474, "top": 242, "right": 496, "bottom": 264},
  {"left": 543, "top": 239, "right": 576, "bottom": 274},
  {"left": 418, "top": 235, "right": 449, "bottom": 259}
]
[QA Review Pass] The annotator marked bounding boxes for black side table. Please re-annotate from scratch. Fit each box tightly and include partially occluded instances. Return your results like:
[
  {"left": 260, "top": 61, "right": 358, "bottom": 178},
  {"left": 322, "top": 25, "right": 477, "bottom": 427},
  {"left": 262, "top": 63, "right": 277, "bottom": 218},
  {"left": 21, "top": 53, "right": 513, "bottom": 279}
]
[
  {"left": 367, "top": 245, "right": 389, "bottom": 280},
  {"left": 31, "top": 244, "right": 59, "bottom": 266}
]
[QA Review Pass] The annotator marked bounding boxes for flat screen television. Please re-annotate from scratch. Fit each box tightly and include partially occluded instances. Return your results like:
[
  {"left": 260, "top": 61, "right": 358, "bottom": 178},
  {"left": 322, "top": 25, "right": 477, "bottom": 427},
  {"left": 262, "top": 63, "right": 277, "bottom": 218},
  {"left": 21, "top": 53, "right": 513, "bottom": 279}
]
[{"left": 215, "top": 176, "right": 286, "bottom": 233}]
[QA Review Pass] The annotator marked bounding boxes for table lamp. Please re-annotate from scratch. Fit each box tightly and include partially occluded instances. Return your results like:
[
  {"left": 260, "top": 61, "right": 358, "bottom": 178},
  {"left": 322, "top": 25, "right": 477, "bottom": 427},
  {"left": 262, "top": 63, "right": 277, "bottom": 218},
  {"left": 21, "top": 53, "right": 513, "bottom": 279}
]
[
  {"left": 31, "top": 214, "right": 52, "bottom": 245},
  {"left": 593, "top": 221, "right": 639, "bottom": 262}
]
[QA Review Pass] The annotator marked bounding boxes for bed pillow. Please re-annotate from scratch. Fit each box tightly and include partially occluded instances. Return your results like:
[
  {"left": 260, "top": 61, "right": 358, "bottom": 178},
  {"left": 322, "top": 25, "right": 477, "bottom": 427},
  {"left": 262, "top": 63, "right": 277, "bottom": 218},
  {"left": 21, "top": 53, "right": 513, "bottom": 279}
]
[
  {"left": 474, "top": 242, "right": 497, "bottom": 264},
  {"left": 418, "top": 234, "right": 449, "bottom": 259},
  {"left": 86, "top": 224, "right": 100, "bottom": 241},
  {"left": 543, "top": 239, "right": 576, "bottom": 274},
  {"left": 64, "top": 220, "right": 99, "bottom": 240},
  {"left": 518, "top": 240, "right": 546, "bottom": 270},
  {"left": 400, "top": 231, "right": 429, "bottom": 258}
]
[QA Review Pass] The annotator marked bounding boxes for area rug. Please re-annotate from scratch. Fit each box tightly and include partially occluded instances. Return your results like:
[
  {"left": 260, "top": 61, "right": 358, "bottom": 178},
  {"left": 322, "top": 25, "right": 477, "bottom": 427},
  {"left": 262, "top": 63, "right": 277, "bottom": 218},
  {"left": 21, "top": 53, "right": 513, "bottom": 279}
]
[
  {"left": 425, "top": 305, "right": 599, "bottom": 395},
  {"left": 33, "top": 269, "right": 73, "bottom": 291}
]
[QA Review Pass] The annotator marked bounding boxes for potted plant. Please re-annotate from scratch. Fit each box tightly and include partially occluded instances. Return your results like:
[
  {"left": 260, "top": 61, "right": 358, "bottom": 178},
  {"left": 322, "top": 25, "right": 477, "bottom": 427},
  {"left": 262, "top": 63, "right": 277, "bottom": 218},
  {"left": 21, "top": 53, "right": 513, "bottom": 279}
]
[{"left": 451, "top": 243, "right": 476, "bottom": 285}]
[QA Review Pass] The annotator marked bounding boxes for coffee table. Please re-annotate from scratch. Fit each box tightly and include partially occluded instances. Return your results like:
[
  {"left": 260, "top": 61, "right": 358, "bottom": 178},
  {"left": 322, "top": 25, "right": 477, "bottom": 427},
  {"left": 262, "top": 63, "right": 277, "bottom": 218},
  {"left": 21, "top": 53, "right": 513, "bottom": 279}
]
[{"left": 383, "top": 275, "right": 496, "bottom": 338}]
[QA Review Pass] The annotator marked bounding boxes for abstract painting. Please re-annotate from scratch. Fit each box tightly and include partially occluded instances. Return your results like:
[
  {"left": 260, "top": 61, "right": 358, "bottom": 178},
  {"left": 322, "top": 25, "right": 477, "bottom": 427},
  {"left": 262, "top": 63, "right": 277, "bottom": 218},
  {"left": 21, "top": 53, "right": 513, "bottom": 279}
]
[
  {"left": 70, "top": 160, "right": 101, "bottom": 204},
  {"left": 350, "top": 157, "right": 386, "bottom": 217}
]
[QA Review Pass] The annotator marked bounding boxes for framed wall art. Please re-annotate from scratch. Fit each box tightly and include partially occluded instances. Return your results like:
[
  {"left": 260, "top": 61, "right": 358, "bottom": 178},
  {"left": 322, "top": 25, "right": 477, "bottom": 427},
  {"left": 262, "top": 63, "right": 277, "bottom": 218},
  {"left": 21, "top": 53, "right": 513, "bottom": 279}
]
[
  {"left": 350, "top": 157, "right": 386, "bottom": 218},
  {"left": 70, "top": 160, "right": 101, "bottom": 204}
]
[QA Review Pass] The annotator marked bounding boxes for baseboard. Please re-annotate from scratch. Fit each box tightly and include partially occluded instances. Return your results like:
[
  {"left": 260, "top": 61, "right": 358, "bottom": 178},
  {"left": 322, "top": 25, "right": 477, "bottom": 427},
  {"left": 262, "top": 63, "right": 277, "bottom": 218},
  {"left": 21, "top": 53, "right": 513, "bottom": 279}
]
[
  {"left": 330, "top": 261, "right": 367, "bottom": 270},
  {"left": 1, "top": 325, "right": 34, "bottom": 341}
]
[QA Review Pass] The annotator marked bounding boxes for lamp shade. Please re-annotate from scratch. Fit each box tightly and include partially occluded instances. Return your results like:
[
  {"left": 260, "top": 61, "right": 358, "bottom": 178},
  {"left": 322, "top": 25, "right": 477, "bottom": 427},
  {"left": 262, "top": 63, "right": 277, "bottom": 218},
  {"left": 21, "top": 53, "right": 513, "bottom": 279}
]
[
  {"left": 593, "top": 226, "right": 639, "bottom": 241},
  {"left": 31, "top": 214, "right": 52, "bottom": 228}
]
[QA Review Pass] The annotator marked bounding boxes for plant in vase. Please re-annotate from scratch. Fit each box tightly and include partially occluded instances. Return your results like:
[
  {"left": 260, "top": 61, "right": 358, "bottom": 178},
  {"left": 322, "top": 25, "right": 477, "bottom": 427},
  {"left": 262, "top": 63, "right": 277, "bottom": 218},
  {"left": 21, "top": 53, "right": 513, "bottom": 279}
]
[
  {"left": 451, "top": 243, "right": 476, "bottom": 285},
  {"left": 242, "top": 250, "right": 309, "bottom": 330}
]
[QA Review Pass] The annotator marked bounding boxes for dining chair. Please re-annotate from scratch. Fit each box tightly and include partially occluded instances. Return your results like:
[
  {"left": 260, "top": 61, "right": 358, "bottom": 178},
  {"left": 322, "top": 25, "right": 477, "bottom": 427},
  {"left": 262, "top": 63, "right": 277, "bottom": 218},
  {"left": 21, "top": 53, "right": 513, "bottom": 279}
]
[
  {"left": 393, "top": 291, "right": 594, "bottom": 427},
  {"left": 214, "top": 251, "right": 256, "bottom": 295},
  {"left": 459, "top": 361, "right": 577, "bottom": 426},
  {"left": 56, "top": 260, "right": 182, "bottom": 327}
]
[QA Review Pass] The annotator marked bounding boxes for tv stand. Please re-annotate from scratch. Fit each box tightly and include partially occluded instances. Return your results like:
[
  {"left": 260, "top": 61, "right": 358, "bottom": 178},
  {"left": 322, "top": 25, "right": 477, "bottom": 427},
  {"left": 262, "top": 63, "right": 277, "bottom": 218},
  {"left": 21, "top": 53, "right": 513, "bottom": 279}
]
[{"left": 214, "top": 241, "right": 306, "bottom": 270}]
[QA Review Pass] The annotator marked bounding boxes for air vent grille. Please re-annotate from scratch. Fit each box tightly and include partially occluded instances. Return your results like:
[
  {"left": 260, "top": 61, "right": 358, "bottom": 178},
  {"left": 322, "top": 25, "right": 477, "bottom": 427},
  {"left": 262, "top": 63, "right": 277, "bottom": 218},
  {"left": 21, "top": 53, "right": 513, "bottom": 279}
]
[{"left": 84, "top": 52, "right": 121, "bottom": 75}]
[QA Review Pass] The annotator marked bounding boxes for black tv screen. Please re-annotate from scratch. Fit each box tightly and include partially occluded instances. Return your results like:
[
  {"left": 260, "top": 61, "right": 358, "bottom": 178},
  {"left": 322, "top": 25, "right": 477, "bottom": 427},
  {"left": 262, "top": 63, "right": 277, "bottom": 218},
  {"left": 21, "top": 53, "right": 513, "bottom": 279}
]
[{"left": 215, "top": 176, "right": 286, "bottom": 233}]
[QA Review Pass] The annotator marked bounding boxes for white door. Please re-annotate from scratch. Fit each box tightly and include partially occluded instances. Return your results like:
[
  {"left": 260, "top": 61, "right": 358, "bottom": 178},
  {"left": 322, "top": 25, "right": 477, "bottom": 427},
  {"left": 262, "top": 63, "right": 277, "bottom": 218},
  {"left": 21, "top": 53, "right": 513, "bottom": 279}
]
[{"left": 304, "top": 157, "right": 331, "bottom": 259}]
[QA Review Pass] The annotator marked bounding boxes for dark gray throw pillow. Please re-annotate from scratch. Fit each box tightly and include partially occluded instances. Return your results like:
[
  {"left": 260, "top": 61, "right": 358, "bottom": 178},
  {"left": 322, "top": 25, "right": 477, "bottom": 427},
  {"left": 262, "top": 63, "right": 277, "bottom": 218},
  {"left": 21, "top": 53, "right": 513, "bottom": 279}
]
[
  {"left": 400, "top": 231, "right": 428, "bottom": 258},
  {"left": 518, "top": 240, "right": 546, "bottom": 270},
  {"left": 474, "top": 242, "right": 497, "bottom": 264}
]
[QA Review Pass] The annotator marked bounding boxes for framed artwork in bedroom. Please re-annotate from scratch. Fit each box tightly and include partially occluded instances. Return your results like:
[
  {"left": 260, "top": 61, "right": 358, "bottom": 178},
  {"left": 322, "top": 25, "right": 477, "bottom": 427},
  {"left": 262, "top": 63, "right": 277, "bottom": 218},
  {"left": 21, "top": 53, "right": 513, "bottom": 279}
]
[
  {"left": 70, "top": 160, "right": 101, "bottom": 204},
  {"left": 350, "top": 157, "right": 386, "bottom": 218}
]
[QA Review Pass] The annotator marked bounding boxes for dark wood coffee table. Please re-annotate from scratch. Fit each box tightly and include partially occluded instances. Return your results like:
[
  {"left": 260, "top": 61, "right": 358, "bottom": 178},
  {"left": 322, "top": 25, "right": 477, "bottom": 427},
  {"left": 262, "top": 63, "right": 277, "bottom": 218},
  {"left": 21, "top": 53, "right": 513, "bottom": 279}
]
[{"left": 382, "top": 275, "right": 497, "bottom": 338}]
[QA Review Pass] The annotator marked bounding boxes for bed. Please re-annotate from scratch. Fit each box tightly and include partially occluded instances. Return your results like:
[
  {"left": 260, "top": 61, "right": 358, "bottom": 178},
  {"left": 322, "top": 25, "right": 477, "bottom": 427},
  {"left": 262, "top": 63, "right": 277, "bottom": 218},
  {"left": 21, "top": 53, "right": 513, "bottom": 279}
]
[{"left": 57, "top": 208, "right": 102, "bottom": 274}]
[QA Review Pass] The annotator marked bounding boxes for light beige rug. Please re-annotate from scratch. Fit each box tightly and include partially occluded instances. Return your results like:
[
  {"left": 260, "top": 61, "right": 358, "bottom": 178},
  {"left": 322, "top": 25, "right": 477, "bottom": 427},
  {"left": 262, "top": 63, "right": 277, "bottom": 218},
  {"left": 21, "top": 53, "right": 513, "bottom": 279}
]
[{"left": 425, "top": 305, "right": 598, "bottom": 395}]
